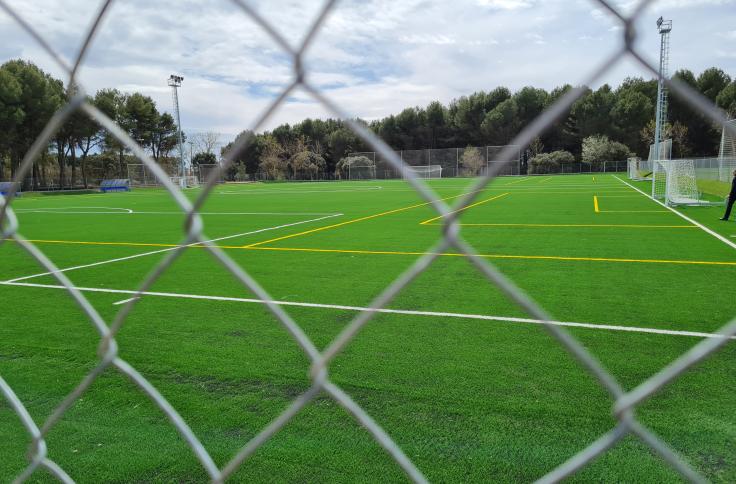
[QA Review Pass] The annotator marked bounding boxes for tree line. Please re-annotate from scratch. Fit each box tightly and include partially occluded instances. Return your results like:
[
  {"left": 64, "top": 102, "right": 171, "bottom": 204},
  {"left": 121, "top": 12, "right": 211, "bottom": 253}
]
[
  {"left": 224, "top": 67, "right": 735, "bottom": 179},
  {"left": 2, "top": 58, "right": 735, "bottom": 186},
  {"left": 0, "top": 59, "right": 181, "bottom": 189}
]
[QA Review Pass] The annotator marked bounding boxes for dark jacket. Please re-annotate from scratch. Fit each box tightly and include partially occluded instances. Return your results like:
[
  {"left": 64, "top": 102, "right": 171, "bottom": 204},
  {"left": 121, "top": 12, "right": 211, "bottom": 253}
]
[{"left": 731, "top": 176, "right": 736, "bottom": 200}]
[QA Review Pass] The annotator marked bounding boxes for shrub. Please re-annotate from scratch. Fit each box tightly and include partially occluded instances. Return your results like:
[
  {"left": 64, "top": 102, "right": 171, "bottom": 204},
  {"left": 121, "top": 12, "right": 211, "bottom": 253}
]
[
  {"left": 289, "top": 151, "right": 326, "bottom": 180},
  {"left": 460, "top": 146, "right": 485, "bottom": 176},
  {"left": 528, "top": 150, "right": 574, "bottom": 174},
  {"left": 582, "top": 135, "right": 632, "bottom": 164}
]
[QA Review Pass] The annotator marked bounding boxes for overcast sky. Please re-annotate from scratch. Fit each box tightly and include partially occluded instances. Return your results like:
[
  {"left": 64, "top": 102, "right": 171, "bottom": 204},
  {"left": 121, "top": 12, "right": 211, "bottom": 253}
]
[{"left": 1, "top": 0, "right": 734, "bottom": 145}]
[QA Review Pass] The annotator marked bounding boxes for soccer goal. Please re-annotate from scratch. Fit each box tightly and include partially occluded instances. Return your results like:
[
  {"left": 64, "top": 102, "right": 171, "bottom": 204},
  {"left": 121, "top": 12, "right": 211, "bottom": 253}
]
[
  {"left": 348, "top": 164, "right": 377, "bottom": 180},
  {"left": 169, "top": 175, "right": 200, "bottom": 188},
  {"left": 403, "top": 165, "right": 442, "bottom": 179},
  {"left": 652, "top": 159, "right": 725, "bottom": 206},
  {"left": 198, "top": 164, "right": 224, "bottom": 184},
  {"left": 648, "top": 138, "right": 672, "bottom": 164},
  {"left": 719, "top": 119, "right": 736, "bottom": 182},
  {"left": 627, "top": 157, "right": 651, "bottom": 181},
  {"left": 486, "top": 145, "right": 522, "bottom": 176},
  {"left": 127, "top": 163, "right": 160, "bottom": 187}
]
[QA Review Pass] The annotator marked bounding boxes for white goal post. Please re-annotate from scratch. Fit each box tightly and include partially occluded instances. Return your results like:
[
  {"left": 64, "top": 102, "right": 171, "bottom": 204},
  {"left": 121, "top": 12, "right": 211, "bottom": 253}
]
[
  {"left": 127, "top": 163, "right": 159, "bottom": 187},
  {"left": 719, "top": 119, "right": 736, "bottom": 182},
  {"left": 652, "top": 160, "right": 699, "bottom": 205},
  {"left": 198, "top": 164, "right": 224, "bottom": 184},
  {"left": 652, "top": 159, "right": 725, "bottom": 206},
  {"left": 627, "top": 157, "right": 651, "bottom": 181},
  {"left": 403, "top": 165, "right": 442, "bottom": 179},
  {"left": 348, "top": 165, "right": 377, "bottom": 180}
]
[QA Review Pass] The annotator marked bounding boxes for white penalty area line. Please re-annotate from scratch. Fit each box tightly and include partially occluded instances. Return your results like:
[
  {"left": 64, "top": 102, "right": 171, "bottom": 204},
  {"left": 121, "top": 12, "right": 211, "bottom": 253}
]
[
  {"left": 614, "top": 176, "right": 736, "bottom": 251},
  {"left": 3, "top": 213, "right": 343, "bottom": 284},
  {"left": 13, "top": 208, "right": 341, "bottom": 216},
  {"left": 218, "top": 187, "right": 385, "bottom": 195},
  {"left": 2, "top": 280, "right": 733, "bottom": 340}
]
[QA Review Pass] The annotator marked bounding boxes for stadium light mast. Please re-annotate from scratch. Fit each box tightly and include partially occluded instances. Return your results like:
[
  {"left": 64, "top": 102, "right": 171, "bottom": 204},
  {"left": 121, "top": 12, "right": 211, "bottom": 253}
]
[
  {"left": 653, "top": 17, "right": 672, "bottom": 166},
  {"left": 168, "top": 74, "right": 186, "bottom": 189}
]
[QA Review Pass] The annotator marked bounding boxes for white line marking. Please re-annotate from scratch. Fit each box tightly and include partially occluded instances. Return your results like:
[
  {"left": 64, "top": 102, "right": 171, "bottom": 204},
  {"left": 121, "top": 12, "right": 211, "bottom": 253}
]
[
  {"left": 14, "top": 209, "right": 341, "bottom": 216},
  {"left": 219, "top": 187, "right": 385, "bottom": 194},
  {"left": 615, "top": 176, "right": 736, "bottom": 251},
  {"left": 113, "top": 297, "right": 139, "bottom": 305},
  {"left": 3, "top": 281, "right": 733, "bottom": 340},
  {"left": 4, "top": 213, "right": 343, "bottom": 283},
  {"left": 14, "top": 206, "right": 134, "bottom": 214}
]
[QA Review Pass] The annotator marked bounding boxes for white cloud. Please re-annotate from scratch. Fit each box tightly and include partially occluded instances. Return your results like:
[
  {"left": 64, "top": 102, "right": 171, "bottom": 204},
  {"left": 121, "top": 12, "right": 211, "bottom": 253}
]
[
  {"left": 0, "top": 0, "right": 734, "bottom": 142},
  {"left": 476, "top": 0, "right": 535, "bottom": 9}
]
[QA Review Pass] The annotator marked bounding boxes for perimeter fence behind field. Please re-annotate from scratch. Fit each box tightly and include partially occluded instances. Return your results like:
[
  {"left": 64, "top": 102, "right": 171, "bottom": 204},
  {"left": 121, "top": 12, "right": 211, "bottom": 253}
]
[
  {"left": 350, "top": 147, "right": 629, "bottom": 178},
  {"left": 1, "top": 1, "right": 736, "bottom": 483}
]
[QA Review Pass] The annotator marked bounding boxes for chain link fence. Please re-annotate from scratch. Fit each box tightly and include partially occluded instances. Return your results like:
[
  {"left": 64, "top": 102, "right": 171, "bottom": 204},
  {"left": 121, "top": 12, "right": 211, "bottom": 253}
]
[{"left": 1, "top": 0, "right": 736, "bottom": 482}]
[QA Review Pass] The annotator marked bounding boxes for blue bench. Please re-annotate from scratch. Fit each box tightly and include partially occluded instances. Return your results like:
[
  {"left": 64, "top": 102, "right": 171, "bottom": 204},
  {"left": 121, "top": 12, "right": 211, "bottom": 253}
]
[
  {"left": 100, "top": 179, "right": 131, "bottom": 193},
  {"left": 0, "top": 182, "right": 20, "bottom": 197}
]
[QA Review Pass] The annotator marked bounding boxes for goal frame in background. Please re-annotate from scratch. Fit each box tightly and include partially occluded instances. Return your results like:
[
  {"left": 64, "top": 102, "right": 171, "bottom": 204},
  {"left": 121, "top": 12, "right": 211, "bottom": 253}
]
[
  {"left": 719, "top": 119, "right": 736, "bottom": 182},
  {"left": 348, "top": 164, "right": 377, "bottom": 180},
  {"left": 197, "top": 164, "right": 224, "bottom": 184},
  {"left": 402, "top": 165, "right": 442, "bottom": 179},
  {"left": 127, "top": 163, "right": 159, "bottom": 187},
  {"left": 486, "top": 145, "right": 522, "bottom": 177}
]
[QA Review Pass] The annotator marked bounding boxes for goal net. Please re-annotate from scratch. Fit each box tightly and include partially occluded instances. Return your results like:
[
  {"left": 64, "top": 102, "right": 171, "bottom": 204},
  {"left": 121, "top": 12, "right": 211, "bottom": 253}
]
[
  {"left": 127, "top": 163, "right": 160, "bottom": 187},
  {"left": 198, "top": 164, "right": 224, "bottom": 184},
  {"left": 648, "top": 138, "right": 672, "bottom": 164},
  {"left": 627, "top": 157, "right": 651, "bottom": 181},
  {"left": 169, "top": 175, "right": 200, "bottom": 188},
  {"left": 719, "top": 119, "right": 736, "bottom": 182},
  {"left": 486, "top": 145, "right": 522, "bottom": 176},
  {"left": 348, "top": 165, "right": 377, "bottom": 180},
  {"left": 403, "top": 165, "right": 442, "bottom": 179},
  {"left": 652, "top": 159, "right": 723, "bottom": 206}
]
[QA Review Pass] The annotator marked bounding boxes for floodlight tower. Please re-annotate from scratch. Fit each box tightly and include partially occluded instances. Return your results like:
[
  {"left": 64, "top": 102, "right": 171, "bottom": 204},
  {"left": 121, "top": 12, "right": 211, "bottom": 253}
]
[
  {"left": 653, "top": 17, "right": 672, "bottom": 164},
  {"left": 168, "top": 74, "right": 186, "bottom": 189}
]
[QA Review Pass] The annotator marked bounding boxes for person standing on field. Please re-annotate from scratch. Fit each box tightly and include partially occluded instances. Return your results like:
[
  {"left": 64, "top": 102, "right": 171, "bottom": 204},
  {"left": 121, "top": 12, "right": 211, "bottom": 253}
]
[{"left": 721, "top": 169, "right": 736, "bottom": 221}]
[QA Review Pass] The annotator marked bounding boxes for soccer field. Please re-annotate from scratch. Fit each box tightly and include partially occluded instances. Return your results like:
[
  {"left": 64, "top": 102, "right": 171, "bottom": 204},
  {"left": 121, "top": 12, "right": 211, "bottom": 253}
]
[{"left": 2, "top": 174, "right": 735, "bottom": 482}]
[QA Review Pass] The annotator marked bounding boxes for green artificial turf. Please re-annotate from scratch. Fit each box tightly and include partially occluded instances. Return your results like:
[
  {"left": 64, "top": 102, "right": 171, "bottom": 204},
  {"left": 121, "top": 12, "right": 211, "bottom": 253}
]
[{"left": 1, "top": 174, "right": 735, "bottom": 482}]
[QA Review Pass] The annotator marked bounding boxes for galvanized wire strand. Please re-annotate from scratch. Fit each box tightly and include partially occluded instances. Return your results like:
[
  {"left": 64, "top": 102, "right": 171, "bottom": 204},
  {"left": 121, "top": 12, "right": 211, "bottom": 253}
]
[
  {"left": 314, "top": 239, "right": 450, "bottom": 374},
  {"left": 68, "top": 0, "right": 114, "bottom": 86},
  {"left": 1, "top": 0, "right": 735, "bottom": 482},
  {"left": 323, "top": 381, "right": 429, "bottom": 484},
  {"left": 0, "top": 376, "right": 62, "bottom": 483},
  {"left": 615, "top": 317, "right": 736, "bottom": 416},
  {"left": 535, "top": 423, "right": 629, "bottom": 484},
  {"left": 0, "top": 0, "right": 73, "bottom": 74},
  {"left": 112, "top": 358, "right": 221, "bottom": 479}
]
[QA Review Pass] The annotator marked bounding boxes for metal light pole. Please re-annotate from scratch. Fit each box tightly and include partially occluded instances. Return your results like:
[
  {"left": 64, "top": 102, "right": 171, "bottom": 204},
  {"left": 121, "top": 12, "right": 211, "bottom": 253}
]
[
  {"left": 653, "top": 17, "right": 672, "bottom": 165},
  {"left": 168, "top": 74, "right": 186, "bottom": 189}
]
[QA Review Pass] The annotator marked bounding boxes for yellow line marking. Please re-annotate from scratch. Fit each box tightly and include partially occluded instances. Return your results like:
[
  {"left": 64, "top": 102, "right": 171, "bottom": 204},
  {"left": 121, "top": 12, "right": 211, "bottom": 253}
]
[
  {"left": 243, "top": 190, "right": 483, "bottom": 248},
  {"left": 12, "top": 239, "right": 736, "bottom": 266},
  {"left": 245, "top": 246, "right": 736, "bottom": 267},
  {"left": 595, "top": 194, "right": 668, "bottom": 213},
  {"left": 538, "top": 177, "right": 553, "bottom": 184},
  {"left": 421, "top": 223, "right": 697, "bottom": 229},
  {"left": 22, "top": 239, "right": 178, "bottom": 248},
  {"left": 504, "top": 177, "right": 532, "bottom": 186},
  {"left": 420, "top": 193, "right": 509, "bottom": 225}
]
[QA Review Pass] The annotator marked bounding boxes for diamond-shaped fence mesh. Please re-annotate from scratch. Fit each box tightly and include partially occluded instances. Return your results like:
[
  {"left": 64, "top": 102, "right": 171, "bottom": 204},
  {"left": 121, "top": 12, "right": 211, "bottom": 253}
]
[{"left": 1, "top": 0, "right": 736, "bottom": 482}]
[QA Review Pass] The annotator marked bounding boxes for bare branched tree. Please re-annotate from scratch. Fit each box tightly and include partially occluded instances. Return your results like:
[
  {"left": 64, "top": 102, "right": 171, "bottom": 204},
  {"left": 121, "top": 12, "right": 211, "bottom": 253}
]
[{"left": 190, "top": 131, "right": 221, "bottom": 155}]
